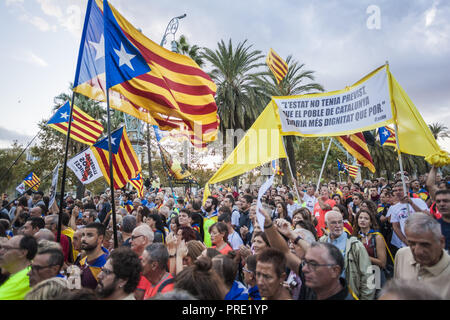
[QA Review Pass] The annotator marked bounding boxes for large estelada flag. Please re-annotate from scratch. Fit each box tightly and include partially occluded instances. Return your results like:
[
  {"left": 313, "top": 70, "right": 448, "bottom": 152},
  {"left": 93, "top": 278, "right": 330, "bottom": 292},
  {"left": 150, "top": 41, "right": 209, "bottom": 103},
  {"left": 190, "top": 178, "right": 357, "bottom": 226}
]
[
  {"left": 129, "top": 173, "right": 144, "bottom": 198},
  {"left": 337, "top": 132, "right": 376, "bottom": 173},
  {"left": 24, "top": 172, "right": 40, "bottom": 191},
  {"left": 266, "top": 48, "right": 288, "bottom": 84},
  {"left": 91, "top": 126, "right": 141, "bottom": 189},
  {"left": 47, "top": 101, "right": 103, "bottom": 145},
  {"left": 72, "top": 0, "right": 219, "bottom": 148},
  {"left": 378, "top": 126, "right": 397, "bottom": 148}
]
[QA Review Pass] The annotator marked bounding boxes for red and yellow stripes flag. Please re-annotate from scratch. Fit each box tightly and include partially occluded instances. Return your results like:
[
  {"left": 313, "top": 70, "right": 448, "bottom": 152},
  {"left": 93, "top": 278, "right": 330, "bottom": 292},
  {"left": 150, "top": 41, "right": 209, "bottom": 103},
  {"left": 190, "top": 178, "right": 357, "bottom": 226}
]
[
  {"left": 337, "top": 132, "right": 376, "bottom": 173},
  {"left": 47, "top": 101, "right": 103, "bottom": 146},
  {"left": 129, "top": 173, "right": 144, "bottom": 198},
  {"left": 91, "top": 126, "right": 141, "bottom": 189},
  {"left": 266, "top": 48, "right": 288, "bottom": 84},
  {"left": 344, "top": 163, "right": 359, "bottom": 178},
  {"left": 23, "top": 172, "right": 40, "bottom": 191},
  {"left": 73, "top": 0, "right": 219, "bottom": 148}
]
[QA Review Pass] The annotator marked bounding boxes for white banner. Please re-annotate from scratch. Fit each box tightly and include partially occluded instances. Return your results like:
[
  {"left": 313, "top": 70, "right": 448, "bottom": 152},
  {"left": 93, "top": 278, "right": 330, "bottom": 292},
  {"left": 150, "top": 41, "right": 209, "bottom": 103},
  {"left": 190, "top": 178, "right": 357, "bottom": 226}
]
[
  {"left": 274, "top": 67, "right": 392, "bottom": 136},
  {"left": 16, "top": 182, "right": 26, "bottom": 194},
  {"left": 68, "top": 148, "right": 103, "bottom": 185},
  {"left": 48, "top": 163, "right": 60, "bottom": 208},
  {"left": 256, "top": 174, "right": 275, "bottom": 232}
]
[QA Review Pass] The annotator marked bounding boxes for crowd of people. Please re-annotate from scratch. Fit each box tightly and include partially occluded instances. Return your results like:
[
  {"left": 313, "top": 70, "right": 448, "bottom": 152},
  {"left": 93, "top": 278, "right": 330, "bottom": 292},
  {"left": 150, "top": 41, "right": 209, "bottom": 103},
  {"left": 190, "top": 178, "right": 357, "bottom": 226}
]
[{"left": 0, "top": 165, "right": 449, "bottom": 300}]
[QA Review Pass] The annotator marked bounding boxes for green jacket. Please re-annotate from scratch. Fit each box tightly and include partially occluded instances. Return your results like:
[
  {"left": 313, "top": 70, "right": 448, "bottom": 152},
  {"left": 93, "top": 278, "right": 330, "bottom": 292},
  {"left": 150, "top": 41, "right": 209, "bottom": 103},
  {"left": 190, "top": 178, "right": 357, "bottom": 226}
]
[{"left": 319, "top": 234, "right": 375, "bottom": 300}]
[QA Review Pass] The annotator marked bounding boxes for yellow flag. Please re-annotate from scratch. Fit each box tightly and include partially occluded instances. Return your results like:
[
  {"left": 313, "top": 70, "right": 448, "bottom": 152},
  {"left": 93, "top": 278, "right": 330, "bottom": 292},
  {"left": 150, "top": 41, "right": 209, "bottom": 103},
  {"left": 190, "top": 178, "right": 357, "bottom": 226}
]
[
  {"left": 389, "top": 70, "right": 450, "bottom": 166},
  {"left": 203, "top": 101, "right": 287, "bottom": 203}
]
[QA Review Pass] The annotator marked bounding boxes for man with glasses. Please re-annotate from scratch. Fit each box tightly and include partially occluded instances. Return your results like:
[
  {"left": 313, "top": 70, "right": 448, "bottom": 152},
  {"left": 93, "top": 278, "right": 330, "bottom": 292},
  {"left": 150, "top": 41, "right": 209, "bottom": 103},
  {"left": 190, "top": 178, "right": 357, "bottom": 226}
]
[
  {"left": 242, "top": 255, "right": 261, "bottom": 300},
  {"left": 259, "top": 207, "right": 364, "bottom": 300},
  {"left": 96, "top": 247, "right": 142, "bottom": 300},
  {"left": 27, "top": 248, "right": 64, "bottom": 287},
  {"left": 0, "top": 235, "right": 37, "bottom": 299},
  {"left": 319, "top": 210, "right": 374, "bottom": 300},
  {"left": 130, "top": 224, "right": 154, "bottom": 300}
]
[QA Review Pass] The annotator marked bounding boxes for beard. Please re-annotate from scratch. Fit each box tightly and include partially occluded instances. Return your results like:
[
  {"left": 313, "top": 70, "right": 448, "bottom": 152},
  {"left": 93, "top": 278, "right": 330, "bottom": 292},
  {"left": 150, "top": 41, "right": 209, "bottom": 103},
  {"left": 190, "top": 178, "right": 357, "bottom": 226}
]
[
  {"left": 81, "top": 242, "right": 98, "bottom": 253},
  {"left": 96, "top": 278, "right": 118, "bottom": 298}
]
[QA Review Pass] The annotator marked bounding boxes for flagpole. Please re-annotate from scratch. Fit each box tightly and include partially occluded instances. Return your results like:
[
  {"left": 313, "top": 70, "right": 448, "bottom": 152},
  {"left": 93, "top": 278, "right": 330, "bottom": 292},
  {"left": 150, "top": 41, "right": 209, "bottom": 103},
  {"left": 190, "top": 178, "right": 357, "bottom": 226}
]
[
  {"left": 281, "top": 137, "right": 301, "bottom": 202},
  {"left": 56, "top": 93, "right": 77, "bottom": 243},
  {"left": 0, "top": 129, "right": 42, "bottom": 187},
  {"left": 386, "top": 61, "right": 408, "bottom": 196},
  {"left": 106, "top": 89, "right": 119, "bottom": 248},
  {"left": 317, "top": 138, "right": 333, "bottom": 188}
]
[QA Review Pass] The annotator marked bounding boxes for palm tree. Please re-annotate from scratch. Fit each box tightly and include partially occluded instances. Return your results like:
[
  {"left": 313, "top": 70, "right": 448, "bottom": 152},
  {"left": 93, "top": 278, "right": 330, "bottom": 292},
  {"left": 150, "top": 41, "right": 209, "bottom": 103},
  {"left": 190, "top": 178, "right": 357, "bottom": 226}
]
[
  {"left": 175, "top": 35, "right": 205, "bottom": 67},
  {"left": 428, "top": 122, "right": 450, "bottom": 140},
  {"left": 253, "top": 55, "right": 325, "bottom": 184},
  {"left": 202, "top": 39, "right": 266, "bottom": 187}
]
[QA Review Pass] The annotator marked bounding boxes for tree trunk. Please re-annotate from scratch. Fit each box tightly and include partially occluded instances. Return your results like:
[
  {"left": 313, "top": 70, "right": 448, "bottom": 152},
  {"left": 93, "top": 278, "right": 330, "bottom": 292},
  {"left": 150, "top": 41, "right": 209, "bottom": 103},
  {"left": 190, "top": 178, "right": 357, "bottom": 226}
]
[
  {"left": 286, "top": 136, "right": 297, "bottom": 184},
  {"left": 280, "top": 158, "right": 288, "bottom": 185}
]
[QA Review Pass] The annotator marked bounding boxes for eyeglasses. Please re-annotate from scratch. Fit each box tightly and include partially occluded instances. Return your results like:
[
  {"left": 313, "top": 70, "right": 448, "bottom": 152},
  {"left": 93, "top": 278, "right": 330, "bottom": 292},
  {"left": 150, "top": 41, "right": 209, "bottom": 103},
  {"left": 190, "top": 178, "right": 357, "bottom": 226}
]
[
  {"left": 30, "top": 264, "right": 57, "bottom": 272},
  {"left": 131, "top": 235, "right": 144, "bottom": 241},
  {"left": 242, "top": 267, "right": 253, "bottom": 274},
  {"left": 301, "top": 260, "right": 336, "bottom": 272}
]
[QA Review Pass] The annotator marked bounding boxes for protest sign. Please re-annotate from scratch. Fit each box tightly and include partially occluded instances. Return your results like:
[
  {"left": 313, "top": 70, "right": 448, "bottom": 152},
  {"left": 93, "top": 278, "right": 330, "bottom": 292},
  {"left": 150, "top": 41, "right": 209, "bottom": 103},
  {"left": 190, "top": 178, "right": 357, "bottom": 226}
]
[
  {"left": 274, "top": 66, "right": 392, "bottom": 136},
  {"left": 68, "top": 148, "right": 103, "bottom": 184}
]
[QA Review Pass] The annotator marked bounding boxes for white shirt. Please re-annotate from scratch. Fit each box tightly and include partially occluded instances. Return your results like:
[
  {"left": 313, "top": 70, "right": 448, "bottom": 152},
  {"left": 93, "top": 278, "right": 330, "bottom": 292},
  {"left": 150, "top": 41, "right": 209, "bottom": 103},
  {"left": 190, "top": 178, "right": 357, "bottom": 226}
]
[
  {"left": 302, "top": 194, "right": 317, "bottom": 214},
  {"left": 387, "top": 198, "right": 428, "bottom": 248},
  {"left": 231, "top": 208, "right": 240, "bottom": 227},
  {"left": 287, "top": 202, "right": 301, "bottom": 219},
  {"left": 228, "top": 230, "right": 244, "bottom": 250}
]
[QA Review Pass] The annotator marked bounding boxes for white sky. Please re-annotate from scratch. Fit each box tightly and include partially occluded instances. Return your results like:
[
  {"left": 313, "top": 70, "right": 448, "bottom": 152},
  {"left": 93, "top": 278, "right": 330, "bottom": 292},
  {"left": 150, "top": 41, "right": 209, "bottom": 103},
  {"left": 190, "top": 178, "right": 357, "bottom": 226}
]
[{"left": 1, "top": 0, "right": 449, "bottom": 155}]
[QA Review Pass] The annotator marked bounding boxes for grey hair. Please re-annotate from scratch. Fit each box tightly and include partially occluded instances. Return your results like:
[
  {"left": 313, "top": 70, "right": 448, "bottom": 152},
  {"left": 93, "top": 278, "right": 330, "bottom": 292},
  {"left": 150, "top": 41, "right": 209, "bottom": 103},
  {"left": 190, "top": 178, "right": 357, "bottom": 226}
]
[
  {"left": 122, "top": 215, "right": 137, "bottom": 233},
  {"left": 324, "top": 210, "right": 342, "bottom": 224},
  {"left": 404, "top": 212, "right": 442, "bottom": 242},
  {"left": 309, "top": 242, "right": 344, "bottom": 274},
  {"left": 150, "top": 289, "right": 197, "bottom": 300},
  {"left": 144, "top": 243, "right": 169, "bottom": 270},
  {"left": 379, "top": 279, "right": 444, "bottom": 300},
  {"left": 134, "top": 224, "right": 154, "bottom": 243},
  {"left": 47, "top": 214, "right": 59, "bottom": 225},
  {"left": 35, "top": 229, "right": 56, "bottom": 242}
]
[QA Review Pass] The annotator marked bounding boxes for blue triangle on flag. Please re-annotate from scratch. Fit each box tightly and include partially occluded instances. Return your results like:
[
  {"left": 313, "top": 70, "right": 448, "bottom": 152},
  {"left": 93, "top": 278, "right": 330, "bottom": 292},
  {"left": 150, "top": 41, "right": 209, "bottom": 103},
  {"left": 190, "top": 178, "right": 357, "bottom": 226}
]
[
  {"left": 378, "top": 126, "right": 391, "bottom": 146},
  {"left": 24, "top": 172, "right": 33, "bottom": 181},
  {"left": 93, "top": 127, "right": 124, "bottom": 154},
  {"left": 48, "top": 101, "right": 72, "bottom": 124},
  {"left": 103, "top": 0, "right": 151, "bottom": 89},
  {"left": 131, "top": 173, "right": 140, "bottom": 181}
]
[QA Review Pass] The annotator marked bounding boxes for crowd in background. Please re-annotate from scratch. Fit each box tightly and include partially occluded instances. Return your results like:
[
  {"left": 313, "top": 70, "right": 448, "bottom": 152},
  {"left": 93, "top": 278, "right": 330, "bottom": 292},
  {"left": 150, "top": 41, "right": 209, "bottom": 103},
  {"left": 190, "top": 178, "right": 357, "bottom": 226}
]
[{"left": 0, "top": 165, "right": 449, "bottom": 300}]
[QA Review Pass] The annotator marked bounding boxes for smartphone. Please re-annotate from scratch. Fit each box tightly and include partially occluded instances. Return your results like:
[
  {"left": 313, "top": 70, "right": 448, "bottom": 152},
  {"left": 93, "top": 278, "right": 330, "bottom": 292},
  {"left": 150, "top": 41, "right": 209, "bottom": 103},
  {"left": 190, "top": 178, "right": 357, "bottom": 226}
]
[{"left": 78, "top": 211, "right": 83, "bottom": 219}]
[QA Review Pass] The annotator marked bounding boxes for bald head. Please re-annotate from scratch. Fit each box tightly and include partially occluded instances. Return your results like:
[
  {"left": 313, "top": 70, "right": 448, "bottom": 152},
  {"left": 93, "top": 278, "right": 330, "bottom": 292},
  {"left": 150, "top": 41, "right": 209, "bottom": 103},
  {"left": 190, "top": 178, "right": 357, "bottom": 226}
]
[
  {"left": 30, "top": 207, "right": 43, "bottom": 218},
  {"left": 35, "top": 228, "right": 56, "bottom": 242}
]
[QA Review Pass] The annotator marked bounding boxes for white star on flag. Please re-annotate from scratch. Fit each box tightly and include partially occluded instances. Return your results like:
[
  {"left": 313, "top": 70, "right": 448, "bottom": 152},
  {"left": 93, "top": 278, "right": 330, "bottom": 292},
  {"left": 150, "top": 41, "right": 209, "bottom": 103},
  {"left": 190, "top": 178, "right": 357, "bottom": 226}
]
[
  {"left": 88, "top": 35, "right": 105, "bottom": 60},
  {"left": 60, "top": 112, "right": 69, "bottom": 120},
  {"left": 114, "top": 43, "right": 136, "bottom": 70},
  {"left": 382, "top": 131, "right": 389, "bottom": 137},
  {"left": 111, "top": 137, "right": 116, "bottom": 145}
]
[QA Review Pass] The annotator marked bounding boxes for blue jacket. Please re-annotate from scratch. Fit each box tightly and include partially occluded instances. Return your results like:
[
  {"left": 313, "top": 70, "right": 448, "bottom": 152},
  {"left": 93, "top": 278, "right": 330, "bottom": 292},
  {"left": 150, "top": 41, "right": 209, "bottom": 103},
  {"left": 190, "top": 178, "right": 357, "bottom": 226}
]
[{"left": 225, "top": 281, "right": 249, "bottom": 300}]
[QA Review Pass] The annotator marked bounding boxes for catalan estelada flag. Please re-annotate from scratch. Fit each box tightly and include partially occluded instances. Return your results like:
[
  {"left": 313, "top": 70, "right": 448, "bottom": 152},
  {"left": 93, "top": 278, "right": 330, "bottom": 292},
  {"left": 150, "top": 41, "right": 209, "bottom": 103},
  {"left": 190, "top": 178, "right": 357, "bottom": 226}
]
[
  {"left": 266, "top": 48, "right": 288, "bottom": 84},
  {"left": 337, "top": 132, "right": 376, "bottom": 173},
  {"left": 378, "top": 126, "right": 397, "bottom": 148},
  {"left": 91, "top": 126, "right": 141, "bottom": 189},
  {"left": 24, "top": 172, "right": 40, "bottom": 191},
  {"left": 344, "top": 163, "right": 359, "bottom": 178},
  {"left": 72, "top": 0, "right": 219, "bottom": 148},
  {"left": 130, "top": 173, "right": 144, "bottom": 198},
  {"left": 47, "top": 101, "right": 103, "bottom": 146}
]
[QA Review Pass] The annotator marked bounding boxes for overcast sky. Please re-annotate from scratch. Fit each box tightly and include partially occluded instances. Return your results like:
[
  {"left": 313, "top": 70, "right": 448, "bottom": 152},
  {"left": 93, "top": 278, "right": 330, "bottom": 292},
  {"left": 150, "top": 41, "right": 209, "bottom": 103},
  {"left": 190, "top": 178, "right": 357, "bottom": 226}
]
[{"left": 1, "top": 0, "right": 449, "bottom": 154}]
